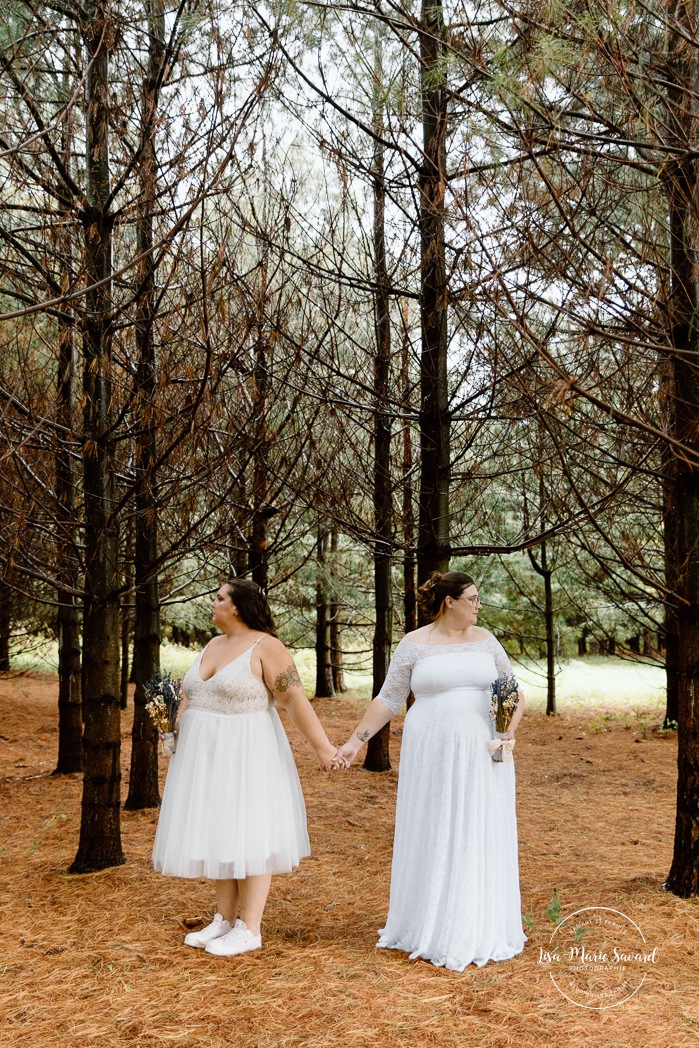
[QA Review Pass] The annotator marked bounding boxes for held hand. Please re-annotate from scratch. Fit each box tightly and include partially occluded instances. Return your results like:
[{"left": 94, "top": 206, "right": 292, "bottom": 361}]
[
  {"left": 158, "top": 721, "right": 179, "bottom": 741},
  {"left": 332, "top": 740, "right": 361, "bottom": 768},
  {"left": 329, "top": 748, "right": 351, "bottom": 771},
  {"left": 315, "top": 741, "right": 341, "bottom": 771}
]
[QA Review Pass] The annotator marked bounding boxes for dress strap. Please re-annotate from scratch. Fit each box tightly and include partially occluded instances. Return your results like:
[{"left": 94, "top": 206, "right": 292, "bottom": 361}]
[{"left": 246, "top": 636, "right": 265, "bottom": 656}]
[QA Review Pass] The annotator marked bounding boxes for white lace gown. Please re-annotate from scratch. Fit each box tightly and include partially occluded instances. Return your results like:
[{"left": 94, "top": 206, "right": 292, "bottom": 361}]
[
  {"left": 375, "top": 635, "right": 526, "bottom": 971},
  {"left": 152, "top": 640, "right": 310, "bottom": 879}
]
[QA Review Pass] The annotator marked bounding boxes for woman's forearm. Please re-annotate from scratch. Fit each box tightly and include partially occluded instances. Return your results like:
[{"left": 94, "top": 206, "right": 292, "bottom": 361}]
[
  {"left": 283, "top": 692, "right": 333, "bottom": 753},
  {"left": 350, "top": 698, "right": 395, "bottom": 748},
  {"left": 334, "top": 698, "right": 398, "bottom": 765}
]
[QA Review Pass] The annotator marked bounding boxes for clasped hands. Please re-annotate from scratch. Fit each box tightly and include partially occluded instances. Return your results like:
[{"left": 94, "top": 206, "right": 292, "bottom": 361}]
[
  {"left": 317, "top": 740, "right": 359, "bottom": 771},
  {"left": 331, "top": 741, "right": 357, "bottom": 771}
]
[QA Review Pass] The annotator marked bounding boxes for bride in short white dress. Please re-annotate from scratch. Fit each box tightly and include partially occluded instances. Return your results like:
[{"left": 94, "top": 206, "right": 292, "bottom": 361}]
[
  {"left": 337, "top": 571, "right": 526, "bottom": 971},
  {"left": 152, "top": 638, "right": 310, "bottom": 880},
  {"left": 152, "top": 579, "right": 339, "bottom": 957}
]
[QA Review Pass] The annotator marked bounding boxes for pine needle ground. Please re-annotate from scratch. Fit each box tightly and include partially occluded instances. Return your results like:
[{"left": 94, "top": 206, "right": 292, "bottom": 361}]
[{"left": 0, "top": 675, "right": 696, "bottom": 1047}]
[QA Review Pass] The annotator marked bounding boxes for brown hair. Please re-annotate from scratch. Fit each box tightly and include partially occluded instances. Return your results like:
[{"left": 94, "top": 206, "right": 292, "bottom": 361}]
[
  {"left": 417, "top": 571, "right": 476, "bottom": 621},
  {"left": 224, "top": 579, "right": 278, "bottom": 637}
]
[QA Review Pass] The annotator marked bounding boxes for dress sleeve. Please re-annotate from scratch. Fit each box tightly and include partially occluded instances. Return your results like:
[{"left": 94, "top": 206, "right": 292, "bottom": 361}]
[
  {"left": 488, "top": 636, "right": 514, "bottom": 678},
  {"left": 375, "top": 637, "right": 418, "bottom": 715}
]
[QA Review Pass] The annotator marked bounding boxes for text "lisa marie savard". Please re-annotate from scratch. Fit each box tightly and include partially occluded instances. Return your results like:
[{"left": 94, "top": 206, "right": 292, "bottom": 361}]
[{"left": 538, "top": 946, "right": 659, "bottom": 964}]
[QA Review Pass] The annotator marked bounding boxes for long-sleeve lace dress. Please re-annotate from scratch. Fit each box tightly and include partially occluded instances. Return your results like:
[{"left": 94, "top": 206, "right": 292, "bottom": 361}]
[{"left": 374, "top": 634, "right": 526, "bottom": 971}]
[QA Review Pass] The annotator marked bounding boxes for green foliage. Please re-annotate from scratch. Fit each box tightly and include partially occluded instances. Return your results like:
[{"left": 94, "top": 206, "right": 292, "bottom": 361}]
[
  {"left": 546, "top": 888, "right": 562, "bottom": 925},
  {"left": 29, "top": 813, "right": 67, "bottom": 854},
  {"left": 0, "top": 0, "right": 673, "bottom": 727},
  {"left": 527, "top": 33, "right": 578, "bottom": 80},
  {"left": 588, "top": 711, "right": 617, "bottom": 733}
]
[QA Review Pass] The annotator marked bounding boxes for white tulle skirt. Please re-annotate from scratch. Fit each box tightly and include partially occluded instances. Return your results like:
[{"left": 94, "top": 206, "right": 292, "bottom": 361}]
[{"left": 152, "top": 706, "right": 310, "bottom": 879}]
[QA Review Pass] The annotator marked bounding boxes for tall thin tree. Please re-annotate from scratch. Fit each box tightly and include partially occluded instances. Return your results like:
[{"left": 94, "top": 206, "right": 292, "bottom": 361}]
[
  {"left": 417, "top": 0, "right": 450, "bottom": 589},
  {"left": 71, "top": 1, "right": 124, "bottom": 872},
  {"left": 125, "top": 0, "right": 166, "bottom": 811},
  {"left": 365, "top": 25, "right": 393, "bottom": 772}
]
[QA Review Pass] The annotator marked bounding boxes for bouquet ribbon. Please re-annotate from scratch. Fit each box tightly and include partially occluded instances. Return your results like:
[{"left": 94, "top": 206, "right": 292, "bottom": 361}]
[{"left": 488, "top": 737, "right": 515, "bottom": 762}]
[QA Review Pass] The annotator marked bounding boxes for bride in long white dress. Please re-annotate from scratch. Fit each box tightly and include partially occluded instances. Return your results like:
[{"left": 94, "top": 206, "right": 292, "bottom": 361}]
[{"left": 336, "top": 571, "right": 526, "bottom": 971}]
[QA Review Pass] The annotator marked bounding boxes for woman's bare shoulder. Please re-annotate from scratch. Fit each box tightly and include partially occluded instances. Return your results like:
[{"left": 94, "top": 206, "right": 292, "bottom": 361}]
[
  {"left": 257, "top": 634, "right": 291, "bottom": 658},
  {"left": 403, "top": 626, "right": 431, "bottom": 644},
  {"left": 469, "top": 626, "right": 493, "bottom": 641}
]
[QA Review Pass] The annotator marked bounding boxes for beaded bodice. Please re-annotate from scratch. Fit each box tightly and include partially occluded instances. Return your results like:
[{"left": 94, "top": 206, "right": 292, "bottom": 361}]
[{"left": 183, "top": 641, "right": 272, "bottom": 716}]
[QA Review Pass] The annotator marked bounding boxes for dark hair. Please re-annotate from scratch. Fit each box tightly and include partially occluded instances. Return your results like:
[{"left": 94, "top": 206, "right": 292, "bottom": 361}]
[
  {"left": 417, "top": 571, "right": 476, "bottom": 621},
  {"left": 224, "top": 579, "right": 278, "bottom": 637}
]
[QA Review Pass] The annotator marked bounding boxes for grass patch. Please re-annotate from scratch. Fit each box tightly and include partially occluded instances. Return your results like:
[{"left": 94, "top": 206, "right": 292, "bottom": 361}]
[
  {"left": 7, "top": 639, "right": 375, "bottom": 701},
  {"left": 7, "top": 640, "right": 666, "bottom": 712},
  {"left": 515, "top": 656, "right": 666, "bottom": 712}
]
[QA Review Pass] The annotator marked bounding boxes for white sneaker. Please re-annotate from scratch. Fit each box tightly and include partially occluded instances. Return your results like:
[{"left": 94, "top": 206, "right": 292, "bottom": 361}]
[
  {"left": 204, "top": 918, "right": 262, "bottom": 957},
  {"left": 184, "top": 912, "right": 231, "bottom": 949}
]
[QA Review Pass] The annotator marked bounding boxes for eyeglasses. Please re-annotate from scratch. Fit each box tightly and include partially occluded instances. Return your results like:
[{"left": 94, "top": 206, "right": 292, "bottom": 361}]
[{"left": 459, "top": 594, "right": 482, "bottom": 607}]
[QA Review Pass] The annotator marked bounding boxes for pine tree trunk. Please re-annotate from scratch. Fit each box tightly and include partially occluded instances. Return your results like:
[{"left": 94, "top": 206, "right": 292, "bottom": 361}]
[
  {"left": 528, "top": 529, "right": 556, "bottom": 715},
  {"left": 401, "top": 309, "right": 417, "bottom": 710},
  {"left": 249, "top": 324, "right": 271, "bottom": 591},
  {"left": 120, "top": 544, "right": 133, "bottom": 711},
  {"left": 55, "top": 318, "right": 82, "bottom": 773},
  {"left": 229, "top": 473, "right": 249, "bottom": 578},
  {"left": 664, "top": 615, "right": 680, "bottom": 727},
  {"left": 329, "top": 531, "right": 347, "bottom": 693},
  {"left": 55, "top": 597, "right": 82, "bottom": 774},
  {"left": 70, "top": 2, "right": 124, "bottom": 873},
  {"left": 330, "top": 612, "right": 347, "bottom": 693},
  {"left": 0, "top": 582, "right": 10, "bottom": 671},
  {"left": 125, "top": 0, "right": 165, "bottom": 811},
  {"left": 54, "top": 102, "right": 83, "bottom": 773},
  {"left": 127, "top": 524, "right": 162, "bottom": 811},
  {"left": 543, "top": 552, "right": 556, "bottom": 716},
  {"left": 663, "top": 448, "right": 679, "bottom": 726},
  {"left": 417, "top": 0, "right": 450, "bottom": 591},
  {"left": 126, "top": 584, "right": 161, "bottom": 811},
  {"left": 401, "top": 304, "right": 417, "bottom": 636},
  {"left": 249, "top": 508, "right": 270, "bottom": 591},
  {"left": 365, "top": 32, "right": 393, "bottom": 772},
  {"left": 664, "top": 29, "right": 699, "bottom": 893},
  {"left": 666, "top": 459, "right": 699, "bottom": 895},
  {"left": 315, "top": 524, "right": 334, "bottom": 698}
]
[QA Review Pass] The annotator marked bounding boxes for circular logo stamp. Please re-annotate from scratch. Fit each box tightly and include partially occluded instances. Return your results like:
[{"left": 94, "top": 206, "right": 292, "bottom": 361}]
[{"left": 538, "top": 906, "right": 658, "bottom": 1009}]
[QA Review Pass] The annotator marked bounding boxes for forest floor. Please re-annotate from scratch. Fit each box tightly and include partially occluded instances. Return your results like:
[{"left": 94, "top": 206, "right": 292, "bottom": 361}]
[{"left": 0, "top": 674, "right": 696, "bottom": 1048}]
